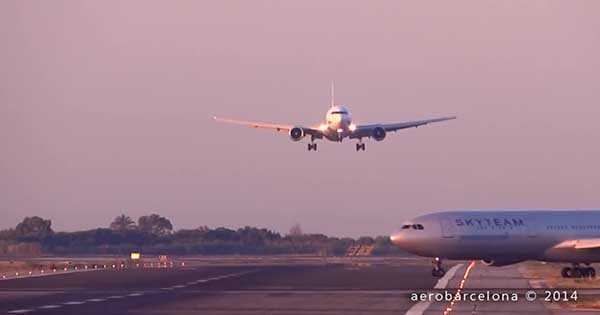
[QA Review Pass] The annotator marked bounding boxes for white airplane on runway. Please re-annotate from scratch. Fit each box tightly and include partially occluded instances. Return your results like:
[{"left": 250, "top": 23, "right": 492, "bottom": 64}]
[
  {"left": 391, "top": 210, "right": 600, "bottom": 278},
  {"left": 214, "top": 84, "right": 456, "bottom": 151}
]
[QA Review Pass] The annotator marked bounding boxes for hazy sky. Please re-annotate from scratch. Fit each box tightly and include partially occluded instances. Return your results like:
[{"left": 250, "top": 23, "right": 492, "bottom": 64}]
[{"left": 2, "top": 1, "right": 600, "bottom": 237}]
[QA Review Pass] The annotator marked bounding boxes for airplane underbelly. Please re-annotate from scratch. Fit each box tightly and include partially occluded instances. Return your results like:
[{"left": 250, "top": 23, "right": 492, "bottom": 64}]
[
  {"left": 437, "top": 234, "right": 539, "bottom": 260},
  {"left": 543, "top": 247, "right": 600, "bottom": 263}
]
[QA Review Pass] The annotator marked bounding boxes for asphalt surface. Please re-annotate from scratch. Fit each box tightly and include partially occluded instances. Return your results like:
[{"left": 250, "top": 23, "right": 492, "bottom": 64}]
[
  {"left": 0, "top": 258, "right": 440, "bottom": 315},
  {"left": 6, "top": 258, "right": 589, "bottom": 315}
]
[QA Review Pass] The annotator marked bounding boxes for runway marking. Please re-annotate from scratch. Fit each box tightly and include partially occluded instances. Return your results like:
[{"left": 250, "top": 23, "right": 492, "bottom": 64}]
[
  {"left": 8, "top": 310, "right": 33, "bottom": 314},
  {"left": 434, "top": 264, "right": 463, "bottom": 289},
  {"left": 0, "top": 268, "right": 100, "bottom": 281},
  {"left": 405, "top": 263, "right": 464, "bottom": 315},
  {"left": 38, "top": 305, "right": 62, "bottom": 309},
  {"left": 176, "top": 289, "right": 416, "bottom": 294},
  {"left": 5, "top": 269, "right": 259, "bottom": 314},
  {"left": 127, "top": 292, "right": 143, "bottom": 297},
  {"left": 86, "top": 298, "right": 106, "bottom": 302}
]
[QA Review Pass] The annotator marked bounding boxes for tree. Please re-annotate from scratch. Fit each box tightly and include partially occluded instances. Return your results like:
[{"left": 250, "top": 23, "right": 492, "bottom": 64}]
[
  {"left": 110, "top": 214, "right": 136, "bottom": 231},
  {"left": 0, "top": 228, "right": 16, "bottom": 241},
  {"left": 137, "top": 214, "right": 173, "bottom": 236},
  {"left": 15, "top": 216, "right": 53, "bottom": 240},
  {"left": 357, "top": 236, "right": 374, "bottom": 245},
  {"left": 288, "top": 223, "right": 303, "bottom": 237}
]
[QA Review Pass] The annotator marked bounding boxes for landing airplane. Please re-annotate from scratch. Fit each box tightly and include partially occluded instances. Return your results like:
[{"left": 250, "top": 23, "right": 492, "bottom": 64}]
[
  {"left": 214, "top": 84, "right": 456, "bottom": 151},
  {"left": 391, "top": 210, "right": 600, "bottom": 278}
]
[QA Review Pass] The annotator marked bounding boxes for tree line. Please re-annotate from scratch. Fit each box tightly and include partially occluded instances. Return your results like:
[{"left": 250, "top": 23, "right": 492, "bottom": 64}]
[{"left": 0, "top": 214, "right": 407, "bottom": 256}]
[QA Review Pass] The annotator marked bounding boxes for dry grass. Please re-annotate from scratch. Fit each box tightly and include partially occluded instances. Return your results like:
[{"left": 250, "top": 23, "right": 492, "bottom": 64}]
[
  {"left": 568, "top": 296, "right": 600, "bottom": 309},
  {"left": 520, "top": 261, "right": 600, "bottom": 310},
  {"left": 520, "top": 261, "right": 600, "bottom": 289},
  {"left": 0, "top": 261, "right": 41, "bottom": 273}
]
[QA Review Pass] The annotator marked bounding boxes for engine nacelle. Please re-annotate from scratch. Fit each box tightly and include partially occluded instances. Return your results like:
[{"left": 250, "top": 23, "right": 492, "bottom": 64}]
[
  {"left": 372, "top": 126, "right": 386, "bottom": 141},
  {"left": 481, "top": 258, "right": 524, "bottom": 267},
  {"left": 289, "top": 127, "right": 305, "bottom": 141}
]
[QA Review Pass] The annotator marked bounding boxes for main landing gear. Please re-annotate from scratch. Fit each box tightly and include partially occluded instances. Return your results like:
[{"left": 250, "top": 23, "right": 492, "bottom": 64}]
[
  {"left": 308, "top": 142, "right": 317, "bottom": 151},
  {"left": 355, "top": 138, "right": 365, "bottom": 151},
  {"left": 432, "top": 257, "right": 446, "bottom": 278},
  {"left": 561, "top": 264, "right": 596, "bottom": 278}
]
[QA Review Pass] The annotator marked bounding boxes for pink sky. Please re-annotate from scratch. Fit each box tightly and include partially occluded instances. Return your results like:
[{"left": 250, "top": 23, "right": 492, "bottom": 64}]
[{"left": 2, "top": 1, "right": 600, "bottom": 236}]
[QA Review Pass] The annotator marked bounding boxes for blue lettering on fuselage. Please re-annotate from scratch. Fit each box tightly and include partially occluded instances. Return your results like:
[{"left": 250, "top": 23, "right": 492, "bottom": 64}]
[{"left": 454, "top": 217, "right": 526, "bottom": 228}]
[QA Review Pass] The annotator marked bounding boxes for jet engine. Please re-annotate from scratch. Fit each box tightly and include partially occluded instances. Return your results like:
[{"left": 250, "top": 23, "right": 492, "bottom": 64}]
[
  {"left": 481, "top": 259, "right": 524, "bottom": 267},
  {"left": 289, "top": 127, "right": 305, "bottom": 141},
  {"left": 372, "top": 126, "right": 386, "bottom": 141}
]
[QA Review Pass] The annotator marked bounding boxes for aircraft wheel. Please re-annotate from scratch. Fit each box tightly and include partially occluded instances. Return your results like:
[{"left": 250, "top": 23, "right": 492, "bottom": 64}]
[
  {"left": 585, "top": 267, "right": 596, "bottom": 278},
  {"left": 561, "top": 267, "right": 571, "bottom": 278},
  {"left": 355, "top": 143, "right": 365, "bottom": 151},
  {"left": 589, "top": 268, "right": 596, "bottom": 278},
  {"left": 432, "top": 268, "right": 445, "bottom": 278},
  {"left": 308, "top": 143, "right": 317, "bottom": 151},
  {"left": 571, "top": 268, "right": 582, "bottom": 278}
]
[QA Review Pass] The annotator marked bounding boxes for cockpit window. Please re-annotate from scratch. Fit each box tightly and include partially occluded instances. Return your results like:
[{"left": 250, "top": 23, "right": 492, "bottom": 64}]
[
  {"left": 330, "top": 111, "right": 348, "bottom": 115},
  {"left": 401, "top": 224, "right": 424, "bottom": 230}
]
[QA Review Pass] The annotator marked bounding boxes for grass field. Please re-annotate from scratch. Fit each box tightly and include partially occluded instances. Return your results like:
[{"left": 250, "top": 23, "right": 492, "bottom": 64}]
[{"left": 520, "top": 261, "right": 600, "bottom": 309}]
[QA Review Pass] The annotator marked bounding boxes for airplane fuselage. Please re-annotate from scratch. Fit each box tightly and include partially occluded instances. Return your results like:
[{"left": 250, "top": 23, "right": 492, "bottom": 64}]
[
  {"left": 391, "top": 210, "right": 600, "bottom": 265},
  {"left": 321, "top": 105, "right": 355, "bottom": 141}
]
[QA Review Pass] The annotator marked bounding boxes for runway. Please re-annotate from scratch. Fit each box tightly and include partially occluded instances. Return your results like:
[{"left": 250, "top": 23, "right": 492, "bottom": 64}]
[
  {"left": 0, "top": 257, "right": 439, "bottom": 314},
  {"left": 0, "top": 257, "right": 592, "bottom": 315}
]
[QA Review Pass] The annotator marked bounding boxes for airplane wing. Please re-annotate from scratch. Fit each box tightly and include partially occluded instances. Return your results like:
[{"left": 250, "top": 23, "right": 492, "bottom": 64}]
[
  {"left": 553, "top": 239, "right": 600, "bottom": 249},
  {"left": 350, "top": 116, "right": 457, "bottom": 139},
  {"left": 214, "top": 117, "right": 323, "bottom": 137}
]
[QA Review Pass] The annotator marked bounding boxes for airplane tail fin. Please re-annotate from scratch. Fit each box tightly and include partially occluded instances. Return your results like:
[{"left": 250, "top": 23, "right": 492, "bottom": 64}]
[{"left": 330, "top": 81, "right": 335, "bottom": 108}]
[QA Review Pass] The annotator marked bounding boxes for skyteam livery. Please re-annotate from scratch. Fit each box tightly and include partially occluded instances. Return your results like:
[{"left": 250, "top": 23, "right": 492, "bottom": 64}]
[{"left": 391, "top": 210, "right": 600, "bottom": 278}]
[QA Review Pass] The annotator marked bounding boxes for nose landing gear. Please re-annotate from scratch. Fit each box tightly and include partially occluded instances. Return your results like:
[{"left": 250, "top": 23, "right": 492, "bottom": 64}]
[
  {"left": 561, "top": 263, "right": 596, "bottom": 278},
  {"left": 308, "top": 142, "right": 317, "bottom": 151},
  {"left": 432, "top": 257, "right": 446, "bottom": 278}
]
